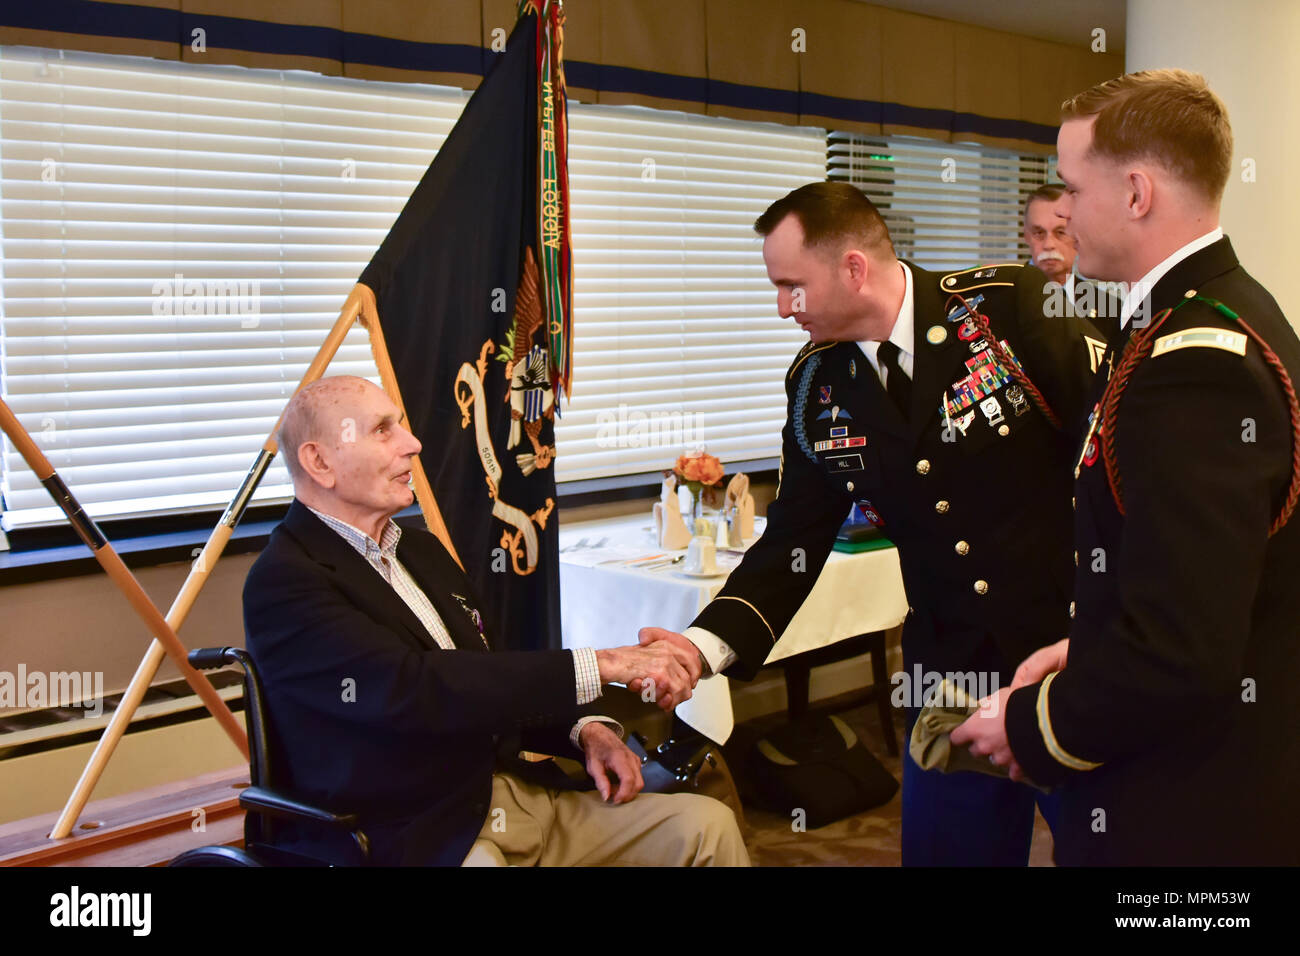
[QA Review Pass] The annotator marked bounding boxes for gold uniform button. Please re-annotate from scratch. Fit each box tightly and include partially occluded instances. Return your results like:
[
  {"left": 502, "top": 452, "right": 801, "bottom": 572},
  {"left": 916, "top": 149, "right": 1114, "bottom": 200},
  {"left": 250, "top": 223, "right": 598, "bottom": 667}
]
[
  {"left": 973, "top": 580, "right": 989, "bottom": 595},
  {"left": 935, "top": 500, "right": 950, "bottom": 514},
  {"left": 916, "top": 459, "right": 931, "bottom": 475},
  {"left": 846, "top": 481, "right": 854, "bottom": 492},
  {"left": 1072, "top": 495, "right": 1076, "bottom": 510},
  {"left": 955, "top": 540, "right": 970, "bottom": 556},
  {"left": 1073, "top": 550, "right": 1079, "bottom": 566},
  {"left": 998, "top": 424, "right": 1010, "bottom": 437},
  {"left": 1069, "top": 601, "right": 1076, "bottom": 618}
]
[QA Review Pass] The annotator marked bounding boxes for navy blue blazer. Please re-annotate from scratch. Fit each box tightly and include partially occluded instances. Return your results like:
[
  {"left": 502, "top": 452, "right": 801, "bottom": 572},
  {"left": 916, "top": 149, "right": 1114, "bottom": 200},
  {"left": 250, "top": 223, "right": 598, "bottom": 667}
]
[{"left": 243, "top": 500, "right": 585, "bottom": 866}]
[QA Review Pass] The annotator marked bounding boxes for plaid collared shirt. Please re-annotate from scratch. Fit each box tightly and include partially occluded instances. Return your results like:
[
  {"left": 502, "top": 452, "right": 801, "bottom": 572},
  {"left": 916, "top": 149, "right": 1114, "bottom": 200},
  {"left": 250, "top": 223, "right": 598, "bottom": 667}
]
[
  {"left": 309, "top": 507, "right": 459, "bottom": 650},
  {"left": 307, "top": 508, "right": 610, "bottom": 746}
]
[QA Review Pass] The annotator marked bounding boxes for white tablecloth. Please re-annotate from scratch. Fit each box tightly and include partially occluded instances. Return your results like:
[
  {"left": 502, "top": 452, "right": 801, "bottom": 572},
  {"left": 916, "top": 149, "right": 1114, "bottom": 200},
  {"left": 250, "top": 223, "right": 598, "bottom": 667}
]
[{"left": 558, "top": 512, "right": 908, "bottom": 741}]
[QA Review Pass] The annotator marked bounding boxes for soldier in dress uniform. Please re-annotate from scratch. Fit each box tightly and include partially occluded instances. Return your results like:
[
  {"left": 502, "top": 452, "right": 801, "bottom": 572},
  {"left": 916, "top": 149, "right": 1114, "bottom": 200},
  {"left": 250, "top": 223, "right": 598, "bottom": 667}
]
[
  {"left": 953, "top": 69, "right": 1300, "bottom": 865},
  {"left": 641, "top": 181, "right": 1105, "bottom": 865}
]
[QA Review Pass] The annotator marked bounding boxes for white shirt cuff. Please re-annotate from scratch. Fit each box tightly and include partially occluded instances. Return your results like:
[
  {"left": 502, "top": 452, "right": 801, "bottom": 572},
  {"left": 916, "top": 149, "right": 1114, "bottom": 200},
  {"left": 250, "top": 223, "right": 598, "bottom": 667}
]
[
  {"left": 570, "top": 715, "right": 625, "bottom": 751},
  {"left": 683, "top": 626, "right": 737, "bottom": 676},
  {"left": 571, "top": 647, "right": 603, "bottom": 706}
]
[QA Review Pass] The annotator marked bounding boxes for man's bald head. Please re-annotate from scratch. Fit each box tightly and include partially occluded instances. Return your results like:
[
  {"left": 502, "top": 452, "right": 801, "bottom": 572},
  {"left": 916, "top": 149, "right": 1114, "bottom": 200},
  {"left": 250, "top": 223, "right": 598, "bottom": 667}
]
[
  {"left": 278, "top": 375, "right": 421, "bottom": 539},
  {"left": 278, "top": 376, "right": 376, "bottom": 486}
]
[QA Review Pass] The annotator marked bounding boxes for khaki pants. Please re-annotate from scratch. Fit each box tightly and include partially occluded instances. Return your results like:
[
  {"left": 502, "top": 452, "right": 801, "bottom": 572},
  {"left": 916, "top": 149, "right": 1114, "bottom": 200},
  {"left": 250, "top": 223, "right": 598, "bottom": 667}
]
[{"left": 461, "top": 772, "right": 750, "bottom": 867}]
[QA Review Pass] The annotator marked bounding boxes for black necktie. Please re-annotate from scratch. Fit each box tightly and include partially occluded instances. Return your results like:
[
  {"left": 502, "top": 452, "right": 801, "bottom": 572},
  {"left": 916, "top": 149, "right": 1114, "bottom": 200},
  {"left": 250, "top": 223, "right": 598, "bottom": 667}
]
[{"left": 877, "top": 340, "right": 911, "bottom": 416}]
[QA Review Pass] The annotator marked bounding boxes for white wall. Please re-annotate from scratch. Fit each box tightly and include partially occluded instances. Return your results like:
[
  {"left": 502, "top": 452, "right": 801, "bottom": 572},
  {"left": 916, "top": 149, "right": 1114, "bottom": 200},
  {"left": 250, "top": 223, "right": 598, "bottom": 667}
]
[{"left": 1128, "top": 0, "right": 1300, "bottom": 325}]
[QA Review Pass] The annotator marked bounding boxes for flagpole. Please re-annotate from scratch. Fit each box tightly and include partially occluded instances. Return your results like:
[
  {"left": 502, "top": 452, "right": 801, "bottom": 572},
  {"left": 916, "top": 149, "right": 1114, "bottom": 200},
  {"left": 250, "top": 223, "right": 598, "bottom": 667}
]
[
  {"left": 47, "top": 288, "right": 364, "bottom": 840},
  {"left": 354, "top": 283, "right": 464, "bottom": 571},
  {"left": 0, "top": 397, "right": 250, "bottom": 838}
]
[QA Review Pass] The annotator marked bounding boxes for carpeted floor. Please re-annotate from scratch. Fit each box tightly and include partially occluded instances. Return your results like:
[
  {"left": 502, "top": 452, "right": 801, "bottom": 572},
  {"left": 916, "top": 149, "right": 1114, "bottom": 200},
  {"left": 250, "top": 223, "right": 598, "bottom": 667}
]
[{"left": 727, "top": 699, "right": 1055, "bottom": 867}]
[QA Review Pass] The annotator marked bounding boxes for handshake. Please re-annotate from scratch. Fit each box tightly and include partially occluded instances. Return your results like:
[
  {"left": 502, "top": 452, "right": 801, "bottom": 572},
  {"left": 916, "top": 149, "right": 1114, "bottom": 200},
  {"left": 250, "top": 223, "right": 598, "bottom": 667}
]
[{"left": 594, "top": 627, "right": 704, "bottom": 711}]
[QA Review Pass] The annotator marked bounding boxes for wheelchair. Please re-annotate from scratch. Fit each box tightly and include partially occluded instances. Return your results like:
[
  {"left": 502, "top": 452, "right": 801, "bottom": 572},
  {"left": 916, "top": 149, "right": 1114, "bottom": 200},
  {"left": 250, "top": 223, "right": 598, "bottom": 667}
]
[{"left": 168, "top": 646, "right": 370, "bottom": 866}]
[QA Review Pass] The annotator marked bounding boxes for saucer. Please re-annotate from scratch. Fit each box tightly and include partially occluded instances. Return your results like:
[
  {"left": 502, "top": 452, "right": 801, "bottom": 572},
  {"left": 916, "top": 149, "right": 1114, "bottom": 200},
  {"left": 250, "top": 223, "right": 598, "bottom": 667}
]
[{"left": 675, "top": 567, "right": 727, "bottom": 578}]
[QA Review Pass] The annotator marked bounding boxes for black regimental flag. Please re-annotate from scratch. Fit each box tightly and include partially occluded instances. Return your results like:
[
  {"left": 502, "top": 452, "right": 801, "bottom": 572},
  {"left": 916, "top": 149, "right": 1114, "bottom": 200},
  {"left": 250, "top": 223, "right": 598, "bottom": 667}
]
[{"left": 358, "top": 6, "right": 570, "bottom": 652}]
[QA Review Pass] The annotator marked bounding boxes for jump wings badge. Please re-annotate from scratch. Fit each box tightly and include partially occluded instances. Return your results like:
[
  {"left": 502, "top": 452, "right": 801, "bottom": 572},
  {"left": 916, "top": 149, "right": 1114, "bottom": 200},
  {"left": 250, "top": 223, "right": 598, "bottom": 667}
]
[{"left": 454, "top": 247, "right": 557, "bottom": 576}]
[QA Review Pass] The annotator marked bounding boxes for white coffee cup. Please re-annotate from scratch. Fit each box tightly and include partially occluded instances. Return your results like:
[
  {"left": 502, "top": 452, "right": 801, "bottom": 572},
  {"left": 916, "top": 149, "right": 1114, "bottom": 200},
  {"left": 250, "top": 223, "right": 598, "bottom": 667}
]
[{"left": 685, "top": 535, "right": 718, "bottom": 574}]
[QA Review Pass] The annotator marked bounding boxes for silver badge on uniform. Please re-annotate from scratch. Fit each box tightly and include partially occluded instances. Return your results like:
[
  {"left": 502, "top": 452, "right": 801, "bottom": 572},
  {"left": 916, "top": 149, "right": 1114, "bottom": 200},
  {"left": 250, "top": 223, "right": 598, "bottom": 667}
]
[
  {"left": 1004, "top": 384, "right": 1030, "bottom": 416},
  {"left": 979, "top": 396, "right": 1005, "bottom": 426}
]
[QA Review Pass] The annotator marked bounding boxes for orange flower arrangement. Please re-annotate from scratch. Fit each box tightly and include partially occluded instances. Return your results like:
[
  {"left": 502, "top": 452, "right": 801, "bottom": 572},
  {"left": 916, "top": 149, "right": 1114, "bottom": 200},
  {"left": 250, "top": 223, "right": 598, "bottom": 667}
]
[
  {"left": 671, "top": 451, "right": 726, "bottom": 516},
  {"left": 673, "top": 451, "right": 725, "bottom": 487}
]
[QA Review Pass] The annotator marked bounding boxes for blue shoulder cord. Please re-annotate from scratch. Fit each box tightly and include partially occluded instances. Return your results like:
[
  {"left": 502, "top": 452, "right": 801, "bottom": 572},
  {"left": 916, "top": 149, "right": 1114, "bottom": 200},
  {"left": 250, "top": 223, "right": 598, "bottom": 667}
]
[{"left": 793, "top": 352, "right": 822, "bottom": 466}]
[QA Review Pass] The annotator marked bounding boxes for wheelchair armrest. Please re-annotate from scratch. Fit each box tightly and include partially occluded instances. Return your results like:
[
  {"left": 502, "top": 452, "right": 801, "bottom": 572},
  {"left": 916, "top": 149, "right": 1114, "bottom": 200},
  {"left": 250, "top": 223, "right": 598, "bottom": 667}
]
[
  {"left": 188, "top": 646, "right": 240, "bottom": 671},
  {"left": 240, "top": 786, "right": 371, "bottom": 865},
  {"left": 239, "top": 786, "right": 359, "bottom": 829}
]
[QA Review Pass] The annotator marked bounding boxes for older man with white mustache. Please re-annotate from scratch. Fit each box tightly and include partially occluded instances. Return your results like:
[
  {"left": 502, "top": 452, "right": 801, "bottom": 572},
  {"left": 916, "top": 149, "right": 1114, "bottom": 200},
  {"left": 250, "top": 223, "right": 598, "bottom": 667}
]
[{"left": 1022, "top": 183, "right": 1077, "bottom": 285}]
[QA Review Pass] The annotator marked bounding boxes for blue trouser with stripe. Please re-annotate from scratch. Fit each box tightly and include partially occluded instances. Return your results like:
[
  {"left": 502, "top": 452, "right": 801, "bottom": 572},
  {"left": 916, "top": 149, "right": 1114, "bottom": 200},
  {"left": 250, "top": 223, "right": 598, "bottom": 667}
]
[{"left": 900, "top": 625, "right": 1060, "bottom": 866}]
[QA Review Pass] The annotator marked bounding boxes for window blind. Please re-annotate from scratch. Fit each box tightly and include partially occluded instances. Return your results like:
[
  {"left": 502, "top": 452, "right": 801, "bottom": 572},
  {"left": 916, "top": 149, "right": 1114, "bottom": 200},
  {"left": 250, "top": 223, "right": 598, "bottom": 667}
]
[
  {"left": 0, "top": 47, "right": 465, "bottom": 530},
  {"left": 0, "top": 46, "right": 827, "bottom": 532},
  {"left": 557, "top": 105, "right": 824, "bottom": 481},
  {"left": 828, "top": 131, "right": 1057, "bottom": 272}
]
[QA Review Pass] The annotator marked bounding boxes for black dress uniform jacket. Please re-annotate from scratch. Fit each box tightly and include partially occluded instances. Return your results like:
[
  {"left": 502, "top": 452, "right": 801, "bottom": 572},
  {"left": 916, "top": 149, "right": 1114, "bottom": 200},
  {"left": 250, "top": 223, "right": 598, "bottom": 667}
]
[
  {"left": 1005, "top": 237, "right": 1300, "bottom": 865},
  {"left": 693, "top": 261, "right": 1105, "bottom": 680},
  {"left": 244, "top": 501, "right": 588, "bottom": 866}
]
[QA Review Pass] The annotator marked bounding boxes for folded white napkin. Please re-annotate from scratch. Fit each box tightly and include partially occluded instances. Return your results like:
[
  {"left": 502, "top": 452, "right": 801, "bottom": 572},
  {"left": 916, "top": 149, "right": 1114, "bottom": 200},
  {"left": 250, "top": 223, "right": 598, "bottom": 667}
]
[{"left": 653, "top": 474, "right": 692, "bottom": 549}]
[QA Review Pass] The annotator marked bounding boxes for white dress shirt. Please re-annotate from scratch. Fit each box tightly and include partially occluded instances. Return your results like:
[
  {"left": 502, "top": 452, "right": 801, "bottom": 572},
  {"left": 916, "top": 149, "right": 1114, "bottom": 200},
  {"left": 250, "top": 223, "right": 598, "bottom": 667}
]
[
  {"left": 1119, "top": 227, "right": 1223, "bottom": 330},
  {"left": 858, "top": 259, "right": 916, "bottom": 386}
]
